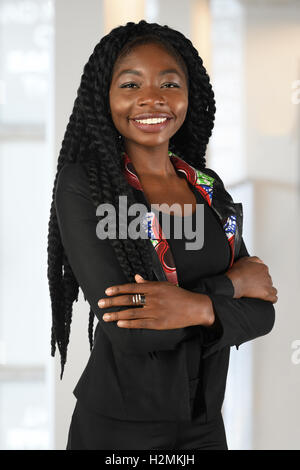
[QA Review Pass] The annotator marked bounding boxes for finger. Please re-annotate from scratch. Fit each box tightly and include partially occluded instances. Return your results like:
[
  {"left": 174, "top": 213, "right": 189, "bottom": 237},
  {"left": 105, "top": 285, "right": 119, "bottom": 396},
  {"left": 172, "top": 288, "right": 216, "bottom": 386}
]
[
  {"left": 265, "top": 289, "right": 278, "bottom": 303},
  {"left": 102, "top": 308, "right": 151, "bottom": 323},
  {"left": 272, "top": 287, "right": 278, "bottom": 296},
  {"left": 249, "top": 256, "right": 264, "bottom": 264},
  {"left": 105, "top": 282, "right": 152, "bottom": 296},
  {"left": 270, "top": 295, "right": 278, "bottom": 304},
  {"left": 135, "top": 274, "right": 148, "bottom": 283},
  {"left": 99, "top": 294, "right": 145, "bottom": 309},
  {"left": 117, "top": 318, "right": 157, "bottom": 329}
]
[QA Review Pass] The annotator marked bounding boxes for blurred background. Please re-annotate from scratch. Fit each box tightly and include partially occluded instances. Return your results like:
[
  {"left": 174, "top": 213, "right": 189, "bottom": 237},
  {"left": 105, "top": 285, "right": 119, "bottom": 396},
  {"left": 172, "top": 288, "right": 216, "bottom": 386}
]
[{"left": 0, "top": 0, "right": 299, "bottom": 450}]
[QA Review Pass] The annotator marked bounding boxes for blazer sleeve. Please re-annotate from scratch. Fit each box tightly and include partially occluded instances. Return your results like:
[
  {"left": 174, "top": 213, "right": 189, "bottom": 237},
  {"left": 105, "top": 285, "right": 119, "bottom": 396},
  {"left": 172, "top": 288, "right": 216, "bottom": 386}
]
[
  {"left": 193, "top": 168, "right": 276, "bottom": 358},
  {"left": 54, "top": 162, "right": 204, "bottom": 356},
  {"left": 187, "top": 235, "right": 251, "bottom": 299},
  {"left": 187, "top": 273, "right": 235, "bottom": 297},
  {"left": 201, "top": 289, "right": 275, "bottom": 359}
]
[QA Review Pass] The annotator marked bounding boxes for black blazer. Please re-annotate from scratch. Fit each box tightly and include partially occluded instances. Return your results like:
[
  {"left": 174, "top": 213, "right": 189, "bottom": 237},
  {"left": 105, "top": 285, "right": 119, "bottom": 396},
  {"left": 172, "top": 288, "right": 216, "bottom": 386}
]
[{"left": 54, "top": 161, "right": 275, "bottom": 423}]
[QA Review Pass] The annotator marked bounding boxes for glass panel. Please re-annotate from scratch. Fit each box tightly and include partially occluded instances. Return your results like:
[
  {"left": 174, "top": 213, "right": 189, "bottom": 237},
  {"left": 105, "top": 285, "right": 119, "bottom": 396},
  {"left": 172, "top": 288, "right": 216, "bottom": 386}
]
[
  {"left": 0, "top": 140, "right": 52, "bottom": 366},
  {"left": 0, "top": 0, "right": 54, "bottom": 126},
  {"left": 0, "top": 381, "right": 50, "bottom": 449},
  {"left": 0, "top": 0, "right": 54, "bottom": 452}
]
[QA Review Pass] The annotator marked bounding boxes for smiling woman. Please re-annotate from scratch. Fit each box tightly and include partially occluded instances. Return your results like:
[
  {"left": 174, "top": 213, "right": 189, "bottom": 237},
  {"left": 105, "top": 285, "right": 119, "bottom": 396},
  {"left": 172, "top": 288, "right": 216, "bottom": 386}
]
[
  {"left": 48, "top": 19, "right": 276, "bottom": 451},
  {"left": 108, "top": 40, "right": 189, "bottom": 171}
]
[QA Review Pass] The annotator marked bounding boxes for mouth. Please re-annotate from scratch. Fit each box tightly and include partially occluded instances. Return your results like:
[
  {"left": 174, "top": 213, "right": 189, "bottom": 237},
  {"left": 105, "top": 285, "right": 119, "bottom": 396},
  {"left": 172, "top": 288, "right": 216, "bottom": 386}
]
[{"left": 130, "top": 117, "right": 172, "bottom": 133}]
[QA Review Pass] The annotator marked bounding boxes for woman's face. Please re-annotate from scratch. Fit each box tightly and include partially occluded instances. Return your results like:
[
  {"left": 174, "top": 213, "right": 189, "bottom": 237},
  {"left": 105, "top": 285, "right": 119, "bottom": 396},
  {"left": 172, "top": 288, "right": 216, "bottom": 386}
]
[{"left": 109, "top": 42, "right": 189, "bottom": 150}]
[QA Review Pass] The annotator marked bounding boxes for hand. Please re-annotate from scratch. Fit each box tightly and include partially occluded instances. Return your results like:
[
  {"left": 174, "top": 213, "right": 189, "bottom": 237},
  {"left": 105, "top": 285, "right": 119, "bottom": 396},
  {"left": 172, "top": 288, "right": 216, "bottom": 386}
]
[
  {"left": 97, "top": 274, "right": 214, "bottom": 329},
  {"left": 225, "top": 256, "right": 278, "bottom": 303}
]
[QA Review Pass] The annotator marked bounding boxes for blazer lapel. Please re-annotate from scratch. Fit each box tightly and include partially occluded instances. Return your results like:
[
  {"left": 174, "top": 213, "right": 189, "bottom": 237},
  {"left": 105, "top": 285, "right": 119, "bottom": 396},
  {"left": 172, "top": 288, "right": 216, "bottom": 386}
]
[{"left": 121, "top": 151, "right": 243, "bottom": 285}]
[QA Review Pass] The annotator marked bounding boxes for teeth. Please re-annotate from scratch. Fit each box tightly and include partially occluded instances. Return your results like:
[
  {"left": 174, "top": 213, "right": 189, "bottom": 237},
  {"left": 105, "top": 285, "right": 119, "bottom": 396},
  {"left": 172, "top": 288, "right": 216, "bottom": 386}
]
[{"left": 134, "top": 117, "right": 168, "bottom": 124}]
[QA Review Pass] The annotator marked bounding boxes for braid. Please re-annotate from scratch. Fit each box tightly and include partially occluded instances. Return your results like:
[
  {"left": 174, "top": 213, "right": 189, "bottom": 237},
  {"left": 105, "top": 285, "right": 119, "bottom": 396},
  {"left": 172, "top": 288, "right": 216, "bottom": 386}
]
[{"left": 47, "top": 19, "right": 216, "bottom": 380}]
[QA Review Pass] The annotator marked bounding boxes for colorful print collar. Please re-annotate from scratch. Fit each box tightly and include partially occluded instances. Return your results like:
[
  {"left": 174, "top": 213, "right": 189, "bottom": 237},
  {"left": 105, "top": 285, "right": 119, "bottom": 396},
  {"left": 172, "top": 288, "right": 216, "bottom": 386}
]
[{"left": 121, "top": 150, "right": 237, "bottom": 286}]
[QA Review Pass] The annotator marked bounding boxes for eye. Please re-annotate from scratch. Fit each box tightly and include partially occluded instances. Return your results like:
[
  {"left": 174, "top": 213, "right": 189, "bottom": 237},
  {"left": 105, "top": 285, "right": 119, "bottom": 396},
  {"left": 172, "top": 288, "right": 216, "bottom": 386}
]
[
  {"left": 119, "top": 82, "right": 180, "bottom": 89},
  {"left": 120, "top": 82, "right": 138, "bottom": 88},
  {"left": 163, "top": 83, "right": 180, "bottom": 88}
]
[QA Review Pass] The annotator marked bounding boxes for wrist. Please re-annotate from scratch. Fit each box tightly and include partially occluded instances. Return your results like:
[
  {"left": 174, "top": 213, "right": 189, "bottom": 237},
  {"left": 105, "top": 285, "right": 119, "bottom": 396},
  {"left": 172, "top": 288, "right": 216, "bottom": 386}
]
[
  {"left": 188, "top": 293, "right": 215, "bottom": 327},
  {"left": 203, "top": 295, "right": 215, "bottom": 327},
  {"left": 225, "top": 272, "right": 243, "bottom": 299}
]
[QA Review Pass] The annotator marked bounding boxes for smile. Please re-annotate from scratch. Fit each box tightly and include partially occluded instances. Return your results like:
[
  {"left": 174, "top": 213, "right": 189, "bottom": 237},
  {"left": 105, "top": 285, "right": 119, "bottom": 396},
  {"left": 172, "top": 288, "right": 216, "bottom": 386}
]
[{"left": 130, "top": 117, "right": 172, "bottom": 133}]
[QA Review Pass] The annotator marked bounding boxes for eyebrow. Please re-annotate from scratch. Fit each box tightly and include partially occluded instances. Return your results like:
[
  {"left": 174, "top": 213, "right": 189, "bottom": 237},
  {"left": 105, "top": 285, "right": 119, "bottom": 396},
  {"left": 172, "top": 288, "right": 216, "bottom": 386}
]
[{"left": 116, "top": 68, "right": 184, "bottom": 80}]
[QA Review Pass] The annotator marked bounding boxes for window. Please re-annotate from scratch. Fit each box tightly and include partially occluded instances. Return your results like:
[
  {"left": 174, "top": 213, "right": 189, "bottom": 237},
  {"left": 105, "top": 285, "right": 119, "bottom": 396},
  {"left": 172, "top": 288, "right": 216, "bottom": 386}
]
[{"left": 0, "top": 0, "right": 54, "bottom": 450}]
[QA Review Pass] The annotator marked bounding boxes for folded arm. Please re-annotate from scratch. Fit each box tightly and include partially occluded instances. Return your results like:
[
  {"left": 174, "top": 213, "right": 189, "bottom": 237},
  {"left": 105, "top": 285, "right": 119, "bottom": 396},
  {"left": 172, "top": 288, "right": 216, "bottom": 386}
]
[
  {"left": 55, "top": 162, "right": 205, "bottom": 356},
  {"left": 188, "top": 167, "right": 276, "bottom": 357}
]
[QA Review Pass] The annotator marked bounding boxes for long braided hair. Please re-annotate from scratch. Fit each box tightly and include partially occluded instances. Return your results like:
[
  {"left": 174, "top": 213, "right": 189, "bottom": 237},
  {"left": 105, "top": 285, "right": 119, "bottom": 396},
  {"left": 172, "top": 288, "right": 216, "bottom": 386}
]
[{"left": 47, "top": 19, "right": 216, "bottom": 380}]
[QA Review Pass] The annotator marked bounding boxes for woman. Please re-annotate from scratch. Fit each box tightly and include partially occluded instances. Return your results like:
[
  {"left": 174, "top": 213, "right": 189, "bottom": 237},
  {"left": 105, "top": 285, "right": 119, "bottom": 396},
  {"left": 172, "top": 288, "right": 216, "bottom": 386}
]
[{"left": 47, "top": 20, "right": 277, "bottom": 450}]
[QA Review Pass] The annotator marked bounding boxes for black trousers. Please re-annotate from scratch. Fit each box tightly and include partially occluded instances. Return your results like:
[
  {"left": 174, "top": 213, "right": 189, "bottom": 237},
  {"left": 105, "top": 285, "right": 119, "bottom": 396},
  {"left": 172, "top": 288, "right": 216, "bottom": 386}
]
[{"left": 66, "top": 398, "right": 228, "bottom": 450}]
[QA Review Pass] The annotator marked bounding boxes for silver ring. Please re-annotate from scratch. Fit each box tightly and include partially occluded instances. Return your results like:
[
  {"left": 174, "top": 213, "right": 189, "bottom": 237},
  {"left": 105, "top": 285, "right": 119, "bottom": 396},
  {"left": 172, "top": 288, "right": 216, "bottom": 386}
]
[{"left": 132, "top": 294, "right": 146, "bottom": 306}]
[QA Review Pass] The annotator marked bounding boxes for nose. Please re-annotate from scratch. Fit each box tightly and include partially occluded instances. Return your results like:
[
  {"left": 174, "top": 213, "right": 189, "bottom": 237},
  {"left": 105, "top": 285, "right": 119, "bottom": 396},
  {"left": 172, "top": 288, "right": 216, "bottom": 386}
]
[{"left": 136, "top": 89, "right": 167, "bottom": 106}]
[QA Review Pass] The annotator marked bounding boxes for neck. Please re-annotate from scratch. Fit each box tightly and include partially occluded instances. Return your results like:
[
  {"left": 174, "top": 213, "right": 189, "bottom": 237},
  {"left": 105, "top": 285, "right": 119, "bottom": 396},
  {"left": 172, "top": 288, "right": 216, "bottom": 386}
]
[{"left": 123, "top": 144, "right": 177, "bottom": 178}]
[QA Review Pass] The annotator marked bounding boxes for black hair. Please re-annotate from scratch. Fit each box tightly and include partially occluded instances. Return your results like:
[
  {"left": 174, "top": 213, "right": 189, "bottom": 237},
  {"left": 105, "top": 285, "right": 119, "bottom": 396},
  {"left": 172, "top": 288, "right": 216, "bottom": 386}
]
[{"left": 47, "top": 19, "right": 216, "bottom": 380}]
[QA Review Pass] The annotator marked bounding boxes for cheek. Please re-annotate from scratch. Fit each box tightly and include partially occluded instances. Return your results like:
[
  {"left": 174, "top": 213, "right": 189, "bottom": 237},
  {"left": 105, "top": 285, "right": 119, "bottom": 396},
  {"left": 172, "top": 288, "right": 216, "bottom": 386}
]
[
  {"left": 110, "top": 96, "right": 130, "bottom": 122},
  {"left": 175, "top": 100, "right": 188, "bottom": 125},
  {"left": 110, "top": 88, "right": 127, "bottom": 107},
  {"left": 109, "top": 93, "right": 125, "bottom": 121}
]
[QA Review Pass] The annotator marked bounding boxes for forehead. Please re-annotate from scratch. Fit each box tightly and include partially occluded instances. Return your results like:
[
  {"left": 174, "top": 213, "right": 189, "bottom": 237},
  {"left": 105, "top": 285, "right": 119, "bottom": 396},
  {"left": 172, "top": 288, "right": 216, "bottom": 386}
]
[{"left": 113, "top": 43, "right": 182, "bottom": 73}]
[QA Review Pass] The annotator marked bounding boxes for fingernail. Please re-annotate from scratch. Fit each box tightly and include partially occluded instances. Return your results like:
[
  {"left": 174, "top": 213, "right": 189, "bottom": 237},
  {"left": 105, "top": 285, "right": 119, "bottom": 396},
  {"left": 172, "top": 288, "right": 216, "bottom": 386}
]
[{"left": 103, "top": 314, "right": 110, "bottom": 321}]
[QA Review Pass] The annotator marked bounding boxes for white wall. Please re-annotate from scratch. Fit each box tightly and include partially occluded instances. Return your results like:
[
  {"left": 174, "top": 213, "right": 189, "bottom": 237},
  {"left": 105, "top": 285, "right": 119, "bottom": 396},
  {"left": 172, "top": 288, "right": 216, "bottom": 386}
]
[
  {"left": 244, "top": 0, "right": 300, "bottom": 185},
  {"left": 252, "top": 181, "right": 300, "bottom": 449},
  {"left": 243, "top": 0, "right": 300, "bottom": 449}
]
